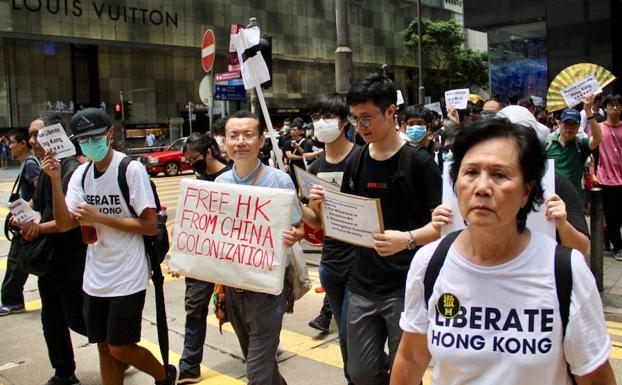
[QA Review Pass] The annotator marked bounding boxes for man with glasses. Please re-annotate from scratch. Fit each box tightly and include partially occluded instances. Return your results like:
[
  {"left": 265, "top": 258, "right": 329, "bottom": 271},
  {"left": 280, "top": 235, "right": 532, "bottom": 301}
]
[
  {"left": 598, "top": 94, "right": 622, "bottom": 260},
  {"left": 325, "top": 73, "right": 441, "bottom": 385},
  {"left": 41, "top": 108, "right": 178, "bottom": 385},
  {"left": 216, "top": 110, "right": 304, "bottom": 385}
]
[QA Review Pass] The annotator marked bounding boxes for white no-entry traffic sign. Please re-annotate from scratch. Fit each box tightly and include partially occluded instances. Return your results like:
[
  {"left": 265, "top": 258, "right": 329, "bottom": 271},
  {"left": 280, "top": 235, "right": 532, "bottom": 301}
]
[{"left": 201, "top": 29, "right": 215, "bottom": 73}]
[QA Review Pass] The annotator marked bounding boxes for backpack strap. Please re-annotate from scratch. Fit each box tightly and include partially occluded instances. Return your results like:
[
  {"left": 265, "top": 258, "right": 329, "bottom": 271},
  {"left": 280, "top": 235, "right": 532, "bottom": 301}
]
[
  {"left": 117, "top": 156, "right": 162, "bottom": 217},
  {"left": 554, "top": 244, "right": 573, "bottom": 337},
  {"left": 80, "top": 161, "right": 93, "bottom": 192},
  {"left": 393, "top": 143, "right": 428, "bottom": 219},
  {"left": 423, "top": 230, "right": 462, "bottom": 308}
]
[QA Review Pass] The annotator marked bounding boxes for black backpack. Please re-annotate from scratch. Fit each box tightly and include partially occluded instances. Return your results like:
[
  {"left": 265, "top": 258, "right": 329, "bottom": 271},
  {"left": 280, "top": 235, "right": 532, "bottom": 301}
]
[
  {"left": 81, "top": 156, "right": 170, "bottom": 366},
  {"left": 423, "top": 231, "right": 576, "bottom": 382}
]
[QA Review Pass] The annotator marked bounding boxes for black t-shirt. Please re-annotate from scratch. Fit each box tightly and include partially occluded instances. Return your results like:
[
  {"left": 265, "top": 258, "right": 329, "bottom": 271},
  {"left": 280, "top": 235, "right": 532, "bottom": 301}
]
[
  {"left": 555, "top": 174, "right": 589, "bottom": 237},
  {"left": 342, "top": 144, "right": 442, "bottom": 298},
  {"left": 197, "top": 163, "right": 232, "bottom": 182},
  {"left": 303, "top": 138, "right": 325, "bottom": 165},
  {"left": 33, "top": 157, "right": 86, "bottom": 280},
  {"left": 284, "top": 138, "right": 307, "bottom": 171},
  {"left": 308, "top": 145, "right": 359, "bottom": 278}
]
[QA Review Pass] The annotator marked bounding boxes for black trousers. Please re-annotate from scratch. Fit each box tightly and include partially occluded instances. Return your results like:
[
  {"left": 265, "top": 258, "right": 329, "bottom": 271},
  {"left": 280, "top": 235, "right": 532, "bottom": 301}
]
[
  {"left": 602, "top": 185, "right": 622, "bottom": 252},
  {"left": 1, "top": 239, "right": 29, "bottom": 306},
  {"left": 38, "top": 275, "right": 86, "bottom": 377}
]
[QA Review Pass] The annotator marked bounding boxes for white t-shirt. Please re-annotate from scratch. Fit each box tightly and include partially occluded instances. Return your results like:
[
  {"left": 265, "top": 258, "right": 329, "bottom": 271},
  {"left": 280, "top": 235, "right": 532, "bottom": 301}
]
[
  {"left": 66, "top": 150, "right": 156, "bottom": 297},
  {"left": 400, "top": 231, "right": 610, "bottom": 385}
]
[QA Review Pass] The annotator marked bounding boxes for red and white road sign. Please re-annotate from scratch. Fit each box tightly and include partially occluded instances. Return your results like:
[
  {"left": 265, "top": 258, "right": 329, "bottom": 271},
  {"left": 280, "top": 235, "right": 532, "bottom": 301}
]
[
  {"left": 201, "top": 29, "right": 215, "bottom": 73},
  {"left": 215, "top": 71, "right": 241, "bottom": 82}
]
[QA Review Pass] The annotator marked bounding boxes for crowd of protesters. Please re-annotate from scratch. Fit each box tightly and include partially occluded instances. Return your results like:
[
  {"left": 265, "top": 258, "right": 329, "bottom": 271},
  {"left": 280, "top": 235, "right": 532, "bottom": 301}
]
[{"left": 0, "top": 70, "right": 620, "bottom": 385}]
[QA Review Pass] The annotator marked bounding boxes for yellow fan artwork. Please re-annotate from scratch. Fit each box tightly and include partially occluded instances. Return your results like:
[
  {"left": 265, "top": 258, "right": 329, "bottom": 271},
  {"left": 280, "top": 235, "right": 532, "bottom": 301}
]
[{"left": 546, "top": 63, "right": 616, "bottom": 112}]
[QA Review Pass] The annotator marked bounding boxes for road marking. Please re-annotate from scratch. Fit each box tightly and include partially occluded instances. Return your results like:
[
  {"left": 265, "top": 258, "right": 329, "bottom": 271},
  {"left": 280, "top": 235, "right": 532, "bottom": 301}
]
[
  {"left": 138, "top": 338, "right": 244, "bottom": 385},
  {"left": 0, "top": 259, "right": 6, "bottom": 270},
  {"left": 607, "top": 320, "right": 622, "bottom": 330}
]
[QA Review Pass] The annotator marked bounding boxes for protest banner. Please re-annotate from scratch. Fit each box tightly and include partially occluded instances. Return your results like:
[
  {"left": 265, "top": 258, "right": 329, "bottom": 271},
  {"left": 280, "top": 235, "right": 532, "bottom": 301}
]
[
  {"left": 561, "top": 74, "right": 602, "bottom": 108},
  {"left": 424, "top": 102, "right": 443, "bottom": 116},
  {"left": 444, "top": 89, "right": 470, "bottom": 110},
  {"left": 37, "top": 123, "right": 76, "bottom": 160},
  {"left": 293, "top": 165, "right": 340, "bottom": 199},
  {"left": 8, "top": 198, "right": 36, "bottom": 222},
  {"left": 321, "top": 189, "right": 384, "bottom": 248},
  {"left": 440, "top": 160, "right": 556, "bottom": 239},
  {"left": 169, "top": 178, "right": 296, "bottom": 295}
]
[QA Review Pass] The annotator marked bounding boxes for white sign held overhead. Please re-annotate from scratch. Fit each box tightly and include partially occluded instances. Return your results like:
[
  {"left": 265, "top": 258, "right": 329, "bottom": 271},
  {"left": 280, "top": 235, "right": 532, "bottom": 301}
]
[
  {"left": 396, "top": 90, "right": 405, "bottom": 106},
  {"left": 199, "top": 75, "right": 213, "bottom": 105},
  {"left": 424, "top": 102, "right": 443, "bottom": 116},
  {"left": 37, "top": 123, "right": 76, "bottom": 160},
  {"left": 444, "top": 88, "right": 470, "bottom": 110},
  {"left": 561, "top": 74, "right": 602, "bottom": 108}
]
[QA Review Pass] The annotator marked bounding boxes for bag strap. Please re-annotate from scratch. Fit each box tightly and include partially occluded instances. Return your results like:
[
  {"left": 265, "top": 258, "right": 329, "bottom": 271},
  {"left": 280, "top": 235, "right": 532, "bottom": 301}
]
[
  {"left": 554, "top": 244, "right": 575, "bottom": 384},
  {"left": 80, "top": 161, "right": 93, "bottom": 193},
  {"left": 423, "top": 230, "right": 462, "bottom": 308},
  {"left": 347, "top": 144, "right": 368, "bottom": 193},
  {"left": 249, "top": 163, "right": 265, "bottom": 186}
]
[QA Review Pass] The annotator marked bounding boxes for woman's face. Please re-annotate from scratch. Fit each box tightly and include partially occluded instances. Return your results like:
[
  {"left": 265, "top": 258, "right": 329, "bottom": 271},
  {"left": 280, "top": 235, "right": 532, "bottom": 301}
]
[{"left": 455, "top": 137, "right": 532, "bottom": 230}]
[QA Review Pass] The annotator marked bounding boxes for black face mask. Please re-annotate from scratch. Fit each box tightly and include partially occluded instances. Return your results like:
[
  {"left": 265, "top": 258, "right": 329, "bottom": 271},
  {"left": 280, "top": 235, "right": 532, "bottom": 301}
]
[{"left": 191, "top": 159, "right": 207, "bottom": 175}]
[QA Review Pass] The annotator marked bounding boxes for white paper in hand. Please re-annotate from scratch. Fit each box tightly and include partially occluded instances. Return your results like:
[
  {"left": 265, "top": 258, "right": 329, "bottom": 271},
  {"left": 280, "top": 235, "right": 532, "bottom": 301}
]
[
  {"left": 37, "top": 123, "right": 76, "bottom": 160},
  {"left": 561, "top": 74, "right": 602, "bottom": 108},
  {"left": 444, "top": 89, "right": 470, "bottom": 110},
  {"left": 8, "top": 199, "right": 36, "bottom": 222},
  {"left": 424, "top": 102, "right": 443, "bottom": 116}
]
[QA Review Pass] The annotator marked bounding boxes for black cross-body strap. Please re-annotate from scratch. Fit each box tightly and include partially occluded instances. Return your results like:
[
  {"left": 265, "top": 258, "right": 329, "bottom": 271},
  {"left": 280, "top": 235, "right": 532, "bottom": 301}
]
[{"left": 423, "top": 230, "right": 462, "bottom": 308}]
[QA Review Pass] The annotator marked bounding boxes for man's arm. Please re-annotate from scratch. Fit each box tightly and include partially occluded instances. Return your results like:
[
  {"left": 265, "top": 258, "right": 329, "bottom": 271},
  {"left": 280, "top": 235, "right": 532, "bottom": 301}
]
[
  {"left": 585, "top": 95, "right": 602, "bottom": 150},
  {"left": 575, "top": 361, "right": 616, "bottom": 385},
  {"left": 41, "top": 153, "right": 79, "bottom": 232},
  {"left": 77, "top": 205, "right": 157, "bottom": 236},
  {"left": 389, "top": 332, "right": 431, "bottom": 385}
]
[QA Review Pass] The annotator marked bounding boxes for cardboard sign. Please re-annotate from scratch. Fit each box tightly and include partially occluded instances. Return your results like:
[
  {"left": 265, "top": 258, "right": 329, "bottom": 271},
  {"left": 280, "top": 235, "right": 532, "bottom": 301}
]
[
  {"left": 444, "top": 89, "right": 470, "bottom": 110},
  {"left": 8, "top": 199, "right": 36, "bottom": 222},
  {"left": 441, "top": 160, "right": 556, "bottom": 239},
  {"left": 425, "top": 102, "right": 443, "bottom": 116},
  {"left": 561, "top": 74, "right": 602, "bottom": 108},
  {"left": 321, "top": 189, "right": 384, "bottom": 248},
  {"left": 37, "top": 123, "right": 76, "bottom": 160},
  {"left": 293, "top": 166, "right": 340, "bottom": 199},
  {"left": 169, "top": 179, "right": 296, "bottom": 295}
]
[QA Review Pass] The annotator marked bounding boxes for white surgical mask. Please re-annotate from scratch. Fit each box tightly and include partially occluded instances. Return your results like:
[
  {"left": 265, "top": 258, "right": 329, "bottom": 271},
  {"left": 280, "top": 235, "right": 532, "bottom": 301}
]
[{"left": 314, "top": 119, "right": 341, "bottom": 143}]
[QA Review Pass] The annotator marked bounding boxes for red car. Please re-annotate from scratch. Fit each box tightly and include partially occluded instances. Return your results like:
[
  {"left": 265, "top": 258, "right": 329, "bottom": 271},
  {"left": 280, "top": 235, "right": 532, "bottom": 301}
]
[{"left": 137, "top": 137, "right": 192, "bottom": 177}]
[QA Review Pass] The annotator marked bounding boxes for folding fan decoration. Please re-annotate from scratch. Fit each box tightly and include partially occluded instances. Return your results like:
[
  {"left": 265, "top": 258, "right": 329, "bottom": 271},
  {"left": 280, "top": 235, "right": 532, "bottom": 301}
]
[{"left": 546, "top": 63, "right": 616, "bottom": 112}]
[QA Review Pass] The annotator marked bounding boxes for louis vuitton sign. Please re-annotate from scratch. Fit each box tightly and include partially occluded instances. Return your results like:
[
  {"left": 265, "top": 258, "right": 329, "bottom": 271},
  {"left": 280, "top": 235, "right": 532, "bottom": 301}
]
[{"left": 11, "top": 0, "right": 178, "bottom": 28}]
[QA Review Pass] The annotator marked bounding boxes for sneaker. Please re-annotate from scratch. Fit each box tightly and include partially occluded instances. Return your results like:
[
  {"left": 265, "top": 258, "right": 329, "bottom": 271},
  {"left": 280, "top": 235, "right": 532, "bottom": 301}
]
[
  {"left": 165, "top": 364, "right": 179, "bottom": 385},
  {"left": 0, "top": 304, "right": 25, "bottom": 316},
  {"left": 308, "top": 313, "right": 330, "bottom": 333},
  {"left": 615, "top": 250, "right": 622, "bottom": 262},
  {"left": 44, "top": 374, "right": 80, "bottom": 385},
  {"left": 177, "top": 370, "right": 201, "bottom": 384}
]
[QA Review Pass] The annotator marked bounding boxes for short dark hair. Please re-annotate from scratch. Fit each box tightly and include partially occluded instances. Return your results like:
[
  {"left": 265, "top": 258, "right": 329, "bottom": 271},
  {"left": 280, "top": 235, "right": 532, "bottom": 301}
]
[
  {"left": 225, "top": 110, "right": 261, "bottom": 134},
  {"left": 37, "top": 112, "right": 63, "bottom": 128},
  {"left": 311, "top": 93, "right": 349, "bottom": 119},
  {"left": 449, "top": 118, "right": 546, "bottom": 232},
  {"left": 291, "top": 117, "right": 305, "bottom": 129},
  {"left": 403, "top": 105, "right": 433, "bottom": 125},
  {"left": 183, "top": 132, "right": 227, "bottom": 164},
  {"left": 519, "top": 96, "right": 534, "bottom": 108},
  {"left": 604, "top": 94, "right": 622, "bottom": 108},
  {"left": 212, "top": 117, "right": 227, "bottom": 136},
  {"left": 347, "top": 73, "right": 397, "bottom": 112},
  {"left": 8, "top": 128, "right": 30, "bottom": 148}
]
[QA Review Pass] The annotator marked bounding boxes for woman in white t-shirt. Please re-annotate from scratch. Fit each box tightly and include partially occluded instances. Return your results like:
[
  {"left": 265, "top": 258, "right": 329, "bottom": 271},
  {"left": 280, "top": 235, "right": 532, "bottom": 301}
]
[{"left": 390, "top": 118, "right": 615, "bottom": 385}]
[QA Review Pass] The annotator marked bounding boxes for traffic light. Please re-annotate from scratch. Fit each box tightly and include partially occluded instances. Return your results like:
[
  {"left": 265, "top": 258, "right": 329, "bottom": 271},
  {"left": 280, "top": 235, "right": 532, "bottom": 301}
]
[
  {"left": 123, "top": 101, "right": 133, "bottom": 120},
  {"left": 258, "top": 34, "right": 272, "bottom": 89},
  {"left": 114, "top": 103, "right": 122, "bottom": 120}
]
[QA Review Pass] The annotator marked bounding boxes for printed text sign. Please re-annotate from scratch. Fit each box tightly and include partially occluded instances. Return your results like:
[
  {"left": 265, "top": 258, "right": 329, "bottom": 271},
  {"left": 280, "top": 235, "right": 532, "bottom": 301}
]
[
  {"left": 561, "top": 74, "right": 602, "bottom": 108},
  {"left": 169, "top": 179, "right": 295, "bottom": 295},
  {"left": 444, "top": 89, "right": 470, "bottom": 110},
  {"left": 37, "top": 124, "right": 76, "bottom": 160}
]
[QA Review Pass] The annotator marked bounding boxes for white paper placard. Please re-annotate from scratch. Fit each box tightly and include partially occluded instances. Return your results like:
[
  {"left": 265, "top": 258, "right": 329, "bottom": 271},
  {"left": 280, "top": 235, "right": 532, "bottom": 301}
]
[
  {"left": 293, "top": 166, "right": 340, "bottom": 199},
  {"left": 321, "top": 189, "right": 384, "bottom": 248},
  {"left": 37, "top": 123, "right": 76, "bottom": 160},
  {"left": 561, "top": 74, "right": 602, "bottom": 108},
  {"left": 444, "top": 89, "right": 470, "bottom": 110},
  {"left": 441, "top": 160, "right": 556, "bottom": 239},
  {"left": 169, "top": 179, "right": 295, "bottom": 295},
  {"left": 425, "top": 102, "right": 443, "bottom": 116},
  {"left": 396, "top": 90, "right": 405, "bottom": 106},
  {"left": 8, "top": 199, "right": 36, "bottom": 222}
]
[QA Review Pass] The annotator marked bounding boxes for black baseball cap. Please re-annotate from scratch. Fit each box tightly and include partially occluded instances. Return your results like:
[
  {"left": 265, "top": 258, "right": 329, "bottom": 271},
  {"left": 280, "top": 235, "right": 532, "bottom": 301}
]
[{"left": 70, "top": 108, "right": 111, "bottom": 139}]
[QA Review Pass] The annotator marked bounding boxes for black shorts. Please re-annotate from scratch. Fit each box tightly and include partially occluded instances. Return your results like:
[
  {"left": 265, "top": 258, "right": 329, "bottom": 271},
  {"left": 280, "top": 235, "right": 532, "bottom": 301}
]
[{"left": 83, "top": 290, "right": 146, "bottom": 345}]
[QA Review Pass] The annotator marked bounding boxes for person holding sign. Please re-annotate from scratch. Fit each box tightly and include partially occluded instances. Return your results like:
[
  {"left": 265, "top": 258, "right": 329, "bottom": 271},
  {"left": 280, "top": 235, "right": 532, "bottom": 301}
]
[
  {"left": 301, "top": 92, "right": 359, "bottom": 384},
  {"left": 171, "top": 132, "right": 231, "bottom": 384},
  {"left": 391, "top": 117, "right": 614, "bottom": 385},
  {"left": 215, "top": 111, "right": 304, "bottom": 385},
  {"left": 12, "top": 112, "right": 88, "bottom": 385},
  {"left": 312, "top": 74, "right": 442, "bottom": 385},
  {"left": 40, "top": 108, "right": 178, "bottom": 385}
]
